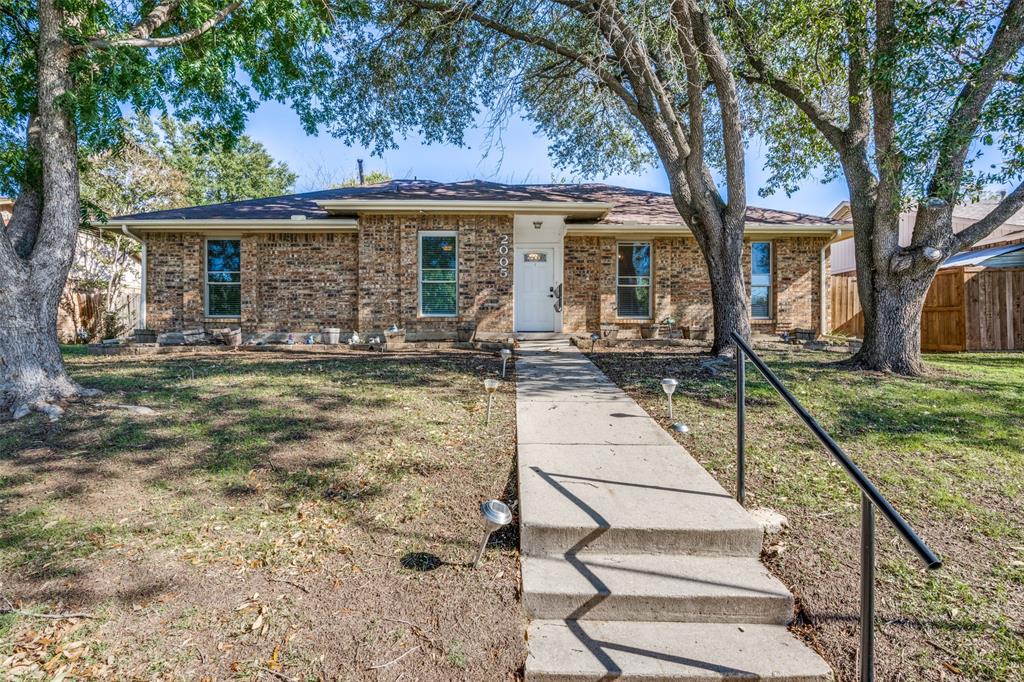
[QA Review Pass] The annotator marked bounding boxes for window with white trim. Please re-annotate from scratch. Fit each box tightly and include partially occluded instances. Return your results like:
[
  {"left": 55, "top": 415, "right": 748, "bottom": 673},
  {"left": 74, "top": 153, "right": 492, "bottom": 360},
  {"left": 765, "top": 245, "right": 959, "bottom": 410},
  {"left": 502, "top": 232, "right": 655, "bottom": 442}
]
[
  {"left": 751, "top": 241, "right": 772, "bottom": 319},
  {"left": 616, "top": 242, "right": 652, "bottom": 318},
  {"left": 206, "top": 238, "right": 241, "bottom": 317},
  {"left": 419, "top": 232, "right": 458, "bottom": 316}
]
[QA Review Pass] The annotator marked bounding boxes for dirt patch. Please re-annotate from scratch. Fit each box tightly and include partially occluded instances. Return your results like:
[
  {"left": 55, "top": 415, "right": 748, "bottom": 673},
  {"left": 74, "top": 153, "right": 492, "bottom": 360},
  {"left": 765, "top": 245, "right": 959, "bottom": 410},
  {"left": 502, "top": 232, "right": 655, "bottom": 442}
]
[
  {"left": 589, "top": 345, "right": 1024, "bottom": 682},
  {"left": 1, "top": 349, "right": 525, "bottom": 680}
]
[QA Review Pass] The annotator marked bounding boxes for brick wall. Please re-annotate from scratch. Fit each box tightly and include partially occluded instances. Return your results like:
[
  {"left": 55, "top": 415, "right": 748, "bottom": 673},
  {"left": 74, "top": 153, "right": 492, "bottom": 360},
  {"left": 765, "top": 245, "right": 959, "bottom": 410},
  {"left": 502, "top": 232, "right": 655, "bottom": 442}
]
[
  {"left": 772, "top": 237, "right": 829, "bottom": 333},
  {"left": 143, "top": 224, "right": 827, "bottom": 339},
  {"left": 241, "top": 232, "right": 358, "bottom": 333},
  {"left": 360, "top": 214, "right": 514, "bottom": 336},
  {"left": 145, "top": 231, "right": 359, "bottom": 335},
  {"left": 563, "top": 235, "right": 828, "bottom": 334},
  {"left": 145, "top": 232, "right": 205, "bottom": 331}
]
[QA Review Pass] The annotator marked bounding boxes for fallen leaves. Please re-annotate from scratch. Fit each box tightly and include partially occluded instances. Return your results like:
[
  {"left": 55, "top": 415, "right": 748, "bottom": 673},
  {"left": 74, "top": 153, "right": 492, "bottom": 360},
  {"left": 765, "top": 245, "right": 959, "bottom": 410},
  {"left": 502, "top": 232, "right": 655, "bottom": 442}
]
[{"left": 1, "top": 618, "right": 114, "bottom": 680}]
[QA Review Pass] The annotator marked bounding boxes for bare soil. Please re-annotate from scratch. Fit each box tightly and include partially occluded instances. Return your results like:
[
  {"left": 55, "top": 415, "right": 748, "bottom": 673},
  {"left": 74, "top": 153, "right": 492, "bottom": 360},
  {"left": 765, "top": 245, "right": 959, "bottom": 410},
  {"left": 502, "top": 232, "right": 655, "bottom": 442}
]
[{"left": 0, "top": 349, "right": 525, "bottom": 680}]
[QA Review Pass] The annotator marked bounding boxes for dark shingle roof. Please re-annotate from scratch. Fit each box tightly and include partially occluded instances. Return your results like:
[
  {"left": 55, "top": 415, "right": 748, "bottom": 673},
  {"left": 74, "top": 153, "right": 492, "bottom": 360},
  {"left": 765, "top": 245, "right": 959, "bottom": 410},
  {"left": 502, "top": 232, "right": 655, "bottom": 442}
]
[{"left": 112, "top": 179, "right": 847, "bottom": 226}]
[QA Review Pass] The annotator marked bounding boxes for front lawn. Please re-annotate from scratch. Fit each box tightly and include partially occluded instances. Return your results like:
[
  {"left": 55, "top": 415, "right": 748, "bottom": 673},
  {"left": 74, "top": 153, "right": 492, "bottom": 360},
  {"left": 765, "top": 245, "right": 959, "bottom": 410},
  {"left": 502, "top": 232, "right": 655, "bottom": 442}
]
[
  {"left": 589, "top": 347, "right": 1024, "bottom": 682},
  {"left": 1, "top": 349, "right": 524, "bottom": 680}
]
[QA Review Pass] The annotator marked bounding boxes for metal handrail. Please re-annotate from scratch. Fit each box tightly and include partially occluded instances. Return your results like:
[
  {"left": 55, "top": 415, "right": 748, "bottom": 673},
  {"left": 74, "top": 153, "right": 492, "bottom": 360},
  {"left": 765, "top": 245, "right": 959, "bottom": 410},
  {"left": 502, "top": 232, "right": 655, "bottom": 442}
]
[{"left": 731, "top": 331, "right": 941, "bottom": 682}]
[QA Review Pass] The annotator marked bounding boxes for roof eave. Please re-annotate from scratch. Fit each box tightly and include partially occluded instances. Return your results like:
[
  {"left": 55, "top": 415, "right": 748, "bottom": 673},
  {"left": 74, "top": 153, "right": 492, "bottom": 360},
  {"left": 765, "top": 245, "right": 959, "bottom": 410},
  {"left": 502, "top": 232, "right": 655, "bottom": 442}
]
[
  {"left": 566, "top": 222, "right": 853, "bottom": 236},
  {"left": 91, "top": 218, "right": 358, "bottom": 231},
  {"left": 315, "top": 199, "right": 613, "bottom": 219}
]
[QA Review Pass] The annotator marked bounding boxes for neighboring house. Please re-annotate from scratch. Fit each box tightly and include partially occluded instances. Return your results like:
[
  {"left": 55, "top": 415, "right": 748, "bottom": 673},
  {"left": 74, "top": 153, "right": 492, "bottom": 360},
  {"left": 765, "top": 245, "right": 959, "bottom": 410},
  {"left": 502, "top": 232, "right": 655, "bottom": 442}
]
[
  {"left": 101, "top": 180, "right": 850, "bottom": 341},
  {"left": 829, "top": 199, "right": 1024, "bottom": 350},
  {"left": 828, "top": 197, "right": 1024, "bottom": 273},
  {"left": 57, "top": 229, "right": 143, "bottom": 341},
  {"left": 0, "top": 196, "right": 12, "bottom": 226}
]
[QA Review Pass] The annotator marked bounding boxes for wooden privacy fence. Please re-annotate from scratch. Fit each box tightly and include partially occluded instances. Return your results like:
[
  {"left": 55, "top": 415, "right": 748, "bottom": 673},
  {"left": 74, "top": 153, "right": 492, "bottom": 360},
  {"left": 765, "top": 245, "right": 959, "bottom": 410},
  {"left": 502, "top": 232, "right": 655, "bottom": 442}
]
[
  {"left": 830, "top": 272, "right": 864, "bottom": 338},
  {"left": 58, "top": 290, "right": 140, "bottom": 342},
  {"left": 830, "top": 268, "right": 1024, "bottom": 351}
]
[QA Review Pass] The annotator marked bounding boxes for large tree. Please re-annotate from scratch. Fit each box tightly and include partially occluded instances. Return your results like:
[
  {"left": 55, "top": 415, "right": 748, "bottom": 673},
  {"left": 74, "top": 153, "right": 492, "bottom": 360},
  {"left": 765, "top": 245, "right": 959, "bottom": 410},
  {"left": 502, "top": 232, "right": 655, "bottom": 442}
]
[
  {"left": 723, "top": 0, "right": 1024, "bottom": 374},
  {"left": 320, "top": 0, "right": 753, "bottom": 354},
  {"left": 82, "top": 113, "right": 298, "bottom": 219},
  {"left": 0, "top": 0, "right": 353, "bottom": 418},
  {"left": 159, "top": 116, "right": 297, "bottom": 205}
]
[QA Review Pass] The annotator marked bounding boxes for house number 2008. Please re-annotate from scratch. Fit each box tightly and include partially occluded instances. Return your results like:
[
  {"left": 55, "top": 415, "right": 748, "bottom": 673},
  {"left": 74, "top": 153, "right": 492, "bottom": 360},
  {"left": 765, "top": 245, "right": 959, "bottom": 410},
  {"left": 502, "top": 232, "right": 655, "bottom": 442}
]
[{"left": 498, "top": 235, "right": 510, "bottom": 278}]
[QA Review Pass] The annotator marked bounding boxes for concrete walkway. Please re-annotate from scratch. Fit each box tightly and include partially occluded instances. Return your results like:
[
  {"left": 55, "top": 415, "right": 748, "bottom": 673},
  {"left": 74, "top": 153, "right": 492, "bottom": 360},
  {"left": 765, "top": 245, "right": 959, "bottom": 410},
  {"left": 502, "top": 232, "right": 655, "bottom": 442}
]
[{"left": 515, "top": 339, "right": 832, "bottom": 681}]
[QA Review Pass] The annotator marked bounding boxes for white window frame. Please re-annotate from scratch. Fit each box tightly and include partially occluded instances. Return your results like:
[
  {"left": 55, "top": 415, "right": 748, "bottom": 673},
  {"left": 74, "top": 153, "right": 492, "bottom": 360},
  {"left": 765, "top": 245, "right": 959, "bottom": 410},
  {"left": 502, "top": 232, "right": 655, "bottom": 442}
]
[
  {"left": 205, "top": 237, "right": 242, "bottom": 318},
  {"left": 750, "top": 241, "right": 773, "bottom": 320},
  {"left": 616, "top": 241, "right": 652, "bottom": 319},
  {"left": 418, "top": 231, "right": 459, "bottom": 317}
]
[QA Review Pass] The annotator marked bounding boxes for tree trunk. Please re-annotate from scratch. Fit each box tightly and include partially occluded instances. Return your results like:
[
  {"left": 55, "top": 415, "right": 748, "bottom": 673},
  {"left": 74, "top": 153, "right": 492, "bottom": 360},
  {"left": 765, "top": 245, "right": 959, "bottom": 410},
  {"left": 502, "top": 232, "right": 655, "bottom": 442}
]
[
  {"left": 850, "top": 268, "right": 933, "bottom": 374},
  {"left": 703, "top": 229, "right": 751, "bottom": 355},
  {"left": 0, "top": 0, "right": 95, "bottom": 417},
  {"left": 0, "top": 276, "right": 82, "bottom": 416}
]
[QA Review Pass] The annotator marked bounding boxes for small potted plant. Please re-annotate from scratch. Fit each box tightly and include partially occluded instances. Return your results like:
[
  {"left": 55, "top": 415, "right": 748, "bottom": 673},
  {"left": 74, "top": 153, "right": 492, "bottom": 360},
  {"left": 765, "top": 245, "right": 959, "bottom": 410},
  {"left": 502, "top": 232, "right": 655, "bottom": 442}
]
[
  {"left": 599, "top": 323, "right": 619, "bottom": 340},
  {"left": 221, "top": 328, "right": 242, "bottom": 347},
  {"left": 685, "top": 326, "right": 709, "bottom": 341},
  {"left": 384, "top": 324, "right": 406, "bottom": 345},
  {"left": 639, "top": 321, "right": 662, "bottom": 339}
]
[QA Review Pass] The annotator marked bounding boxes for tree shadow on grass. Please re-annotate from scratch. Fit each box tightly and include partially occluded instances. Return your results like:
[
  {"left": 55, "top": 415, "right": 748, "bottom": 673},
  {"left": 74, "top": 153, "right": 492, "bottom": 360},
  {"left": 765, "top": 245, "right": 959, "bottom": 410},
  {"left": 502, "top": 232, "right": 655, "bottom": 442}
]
[{"left": 0, "top": 351, "right": 503, "bottom": 606}]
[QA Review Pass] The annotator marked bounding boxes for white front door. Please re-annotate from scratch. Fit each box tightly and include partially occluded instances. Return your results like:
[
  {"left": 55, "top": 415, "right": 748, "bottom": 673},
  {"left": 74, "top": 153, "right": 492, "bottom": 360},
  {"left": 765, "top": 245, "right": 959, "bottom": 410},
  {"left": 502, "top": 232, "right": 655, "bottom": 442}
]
[{"left": 515, "top": 247, "right": 556, "bottom": 332}]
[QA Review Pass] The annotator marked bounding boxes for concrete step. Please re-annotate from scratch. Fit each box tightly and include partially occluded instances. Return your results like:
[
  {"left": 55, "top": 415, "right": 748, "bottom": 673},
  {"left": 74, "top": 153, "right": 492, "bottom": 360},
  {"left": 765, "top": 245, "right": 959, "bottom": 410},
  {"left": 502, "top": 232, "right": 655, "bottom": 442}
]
[
  {"left": 519, "top": 444, "right": 762, "bottom": 556},
  {"left": 525, "top": 620, "right": 833, "bottom": 681},
  {"left": 522, "top": 554, "right": 793, "bottom": 624}
]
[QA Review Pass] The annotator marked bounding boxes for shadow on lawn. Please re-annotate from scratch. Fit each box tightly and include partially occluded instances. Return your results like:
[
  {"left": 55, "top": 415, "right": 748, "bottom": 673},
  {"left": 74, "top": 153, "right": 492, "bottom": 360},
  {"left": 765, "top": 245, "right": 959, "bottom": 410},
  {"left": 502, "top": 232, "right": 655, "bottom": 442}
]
[
  {"left": 591, "top": 349, "right": 1024, "bottom": 453},
  {"left": 0, "top": 352, "right": 500, "bottom": 585}
]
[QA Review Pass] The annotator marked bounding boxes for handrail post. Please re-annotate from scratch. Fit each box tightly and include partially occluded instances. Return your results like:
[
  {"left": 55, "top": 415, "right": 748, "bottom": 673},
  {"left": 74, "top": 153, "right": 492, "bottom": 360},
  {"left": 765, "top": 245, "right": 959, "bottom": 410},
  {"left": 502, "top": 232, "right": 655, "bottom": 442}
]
[
  {"left": 735, "top": 345, "right": 746, "bottom": 506},
  {"left": 860, "top": 492, "right": 876, "bottom": 682}
]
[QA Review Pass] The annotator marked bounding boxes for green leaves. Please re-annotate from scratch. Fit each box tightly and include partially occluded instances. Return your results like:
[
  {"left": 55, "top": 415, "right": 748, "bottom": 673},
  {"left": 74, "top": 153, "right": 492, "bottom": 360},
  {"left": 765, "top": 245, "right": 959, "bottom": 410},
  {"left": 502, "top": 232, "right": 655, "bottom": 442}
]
[
  {"left": 731, "top": 0, "right": 1024, "bottom": 203},
  {"left": 0, "top": 0, "right": 357, "bottom": 196}
]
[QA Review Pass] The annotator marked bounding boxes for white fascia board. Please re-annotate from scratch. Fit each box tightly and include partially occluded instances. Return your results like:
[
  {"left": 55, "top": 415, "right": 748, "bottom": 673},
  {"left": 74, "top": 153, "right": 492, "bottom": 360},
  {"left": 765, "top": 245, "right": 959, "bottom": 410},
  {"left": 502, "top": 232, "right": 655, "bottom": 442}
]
[{"left": 315, "top": 199, "right": 613, "bottom": 219}]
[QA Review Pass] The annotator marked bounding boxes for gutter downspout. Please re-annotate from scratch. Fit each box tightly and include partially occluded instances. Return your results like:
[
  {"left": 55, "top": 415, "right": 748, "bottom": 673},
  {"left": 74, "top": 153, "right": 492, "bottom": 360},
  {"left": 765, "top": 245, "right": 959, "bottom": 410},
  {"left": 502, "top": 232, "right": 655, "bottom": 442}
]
[
  {"left": 820, "top": 229, "right": 844, "bottom": 336},
  {"left": 121, "top": 225, "right": 146, "bottom": 330}
]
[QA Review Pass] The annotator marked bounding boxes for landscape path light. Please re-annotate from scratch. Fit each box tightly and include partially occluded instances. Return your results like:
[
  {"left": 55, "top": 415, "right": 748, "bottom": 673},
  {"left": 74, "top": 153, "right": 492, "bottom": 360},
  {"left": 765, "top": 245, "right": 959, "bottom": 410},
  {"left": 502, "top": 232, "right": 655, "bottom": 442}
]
[
  {"left": 499, "top": 348, "right": 512, "bottom": 378},
  {"left": 661, "top": 378, "right": 678, "bottom": 421},
  {"left": 671, "top": 422, "right": 690, "bottom": 434},
  {"left": 590, "top": 332, "right": 600, "bottom": 352},
  {"left": 474, "top": 499, "right": 513, "bottom": 567},
  {"left": 483, "top": 378, "right": 500, "bottom": 425}
]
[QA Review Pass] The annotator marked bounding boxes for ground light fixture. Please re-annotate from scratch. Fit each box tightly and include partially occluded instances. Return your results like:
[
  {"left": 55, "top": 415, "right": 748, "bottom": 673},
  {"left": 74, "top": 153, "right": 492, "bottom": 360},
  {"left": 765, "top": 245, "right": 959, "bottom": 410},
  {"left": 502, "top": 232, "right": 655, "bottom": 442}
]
[
  {"left": 483, "top": 378, "right": 500, "bottom": 425},
  {"left": 661, "top": 378, "right": 678, "bottom": 420},
  {"left": 671, "top": 422, "right": 690, "bottom": 434},
  {"left": 474, "top": 499, "right": 513, "bottom": 567},
  {"left": 590, "top": 332, "right": 600, "bottom": 352},
  {"left": 499, "top": 348, "right": 512, "bottom": 378}
]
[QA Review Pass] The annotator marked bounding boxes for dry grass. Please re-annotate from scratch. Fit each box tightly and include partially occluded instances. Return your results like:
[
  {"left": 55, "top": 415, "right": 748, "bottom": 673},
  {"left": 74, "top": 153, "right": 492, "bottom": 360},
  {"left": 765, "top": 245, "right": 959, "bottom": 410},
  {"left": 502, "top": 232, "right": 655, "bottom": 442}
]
[
  {"left": 1, "top": 347, "right": 525, "bottom": 680},
  {"left": 590, "top": 345, "right": 1024, "bottom": 682}
]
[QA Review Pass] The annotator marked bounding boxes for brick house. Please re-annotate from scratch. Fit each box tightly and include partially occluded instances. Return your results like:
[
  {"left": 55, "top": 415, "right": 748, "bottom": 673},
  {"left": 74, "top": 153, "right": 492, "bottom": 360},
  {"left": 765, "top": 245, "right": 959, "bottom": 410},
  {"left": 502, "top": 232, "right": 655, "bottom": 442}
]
[{"left": 104, "top": 180, "right": 851, "bottom": 341}]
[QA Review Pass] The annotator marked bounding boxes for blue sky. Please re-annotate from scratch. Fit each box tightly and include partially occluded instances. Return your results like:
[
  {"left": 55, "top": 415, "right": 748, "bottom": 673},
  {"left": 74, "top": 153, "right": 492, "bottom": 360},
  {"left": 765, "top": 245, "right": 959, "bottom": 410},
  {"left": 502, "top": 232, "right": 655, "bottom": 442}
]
[{"left": 245, "top": 100, "right": 853, "bottom": 217}]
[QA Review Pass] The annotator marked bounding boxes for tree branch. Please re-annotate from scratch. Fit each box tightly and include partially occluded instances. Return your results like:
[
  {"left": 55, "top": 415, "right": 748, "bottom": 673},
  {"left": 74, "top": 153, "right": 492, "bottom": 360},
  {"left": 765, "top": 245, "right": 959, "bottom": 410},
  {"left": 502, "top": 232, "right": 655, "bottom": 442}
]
[
  {"left": 928, "top": 0, "right": 1024, "bottom": 200},
  {"left": 680, "top": 0, "right": 745, "bottom": 224},
  {"left": 401, "top": 0, "right": 639, "bottom": 112},
  {"left": 86, "top": 0, "right": 243, "bottom": 50},
  {"left": 720, "top": 0, "right": 845, "bottom": 149},
  {"left": 5, "top": 114, "right": 43, "bottom": 260},
  {"left": 126, "top": 0, "right": 185, "bottom": 41},
  {"left": 952, "top": 180, "right": 1024, "bottom": 250},
  {"left": 872, "top": 0, "right": 902, "bottom": 246}
]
